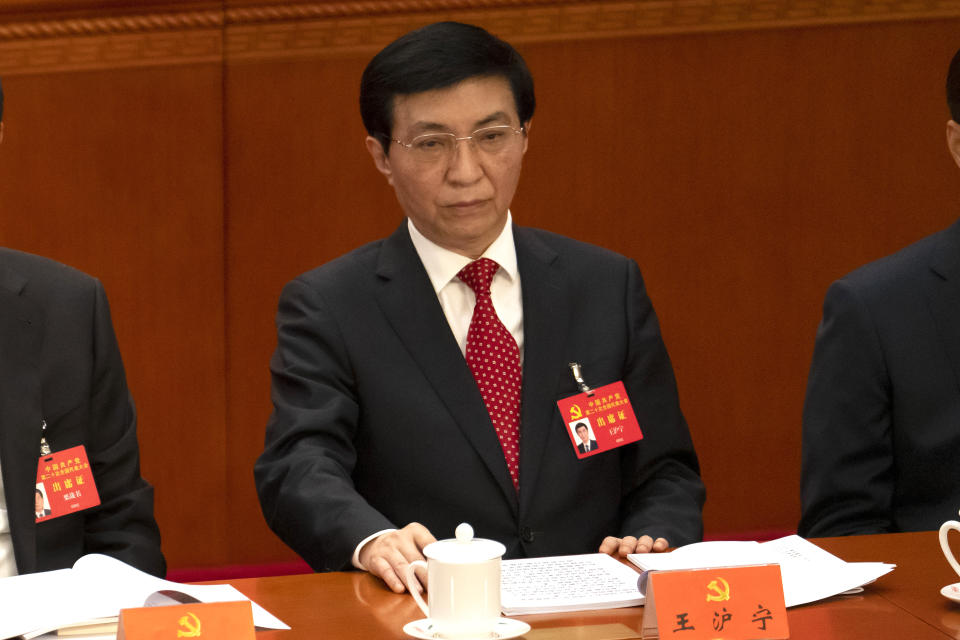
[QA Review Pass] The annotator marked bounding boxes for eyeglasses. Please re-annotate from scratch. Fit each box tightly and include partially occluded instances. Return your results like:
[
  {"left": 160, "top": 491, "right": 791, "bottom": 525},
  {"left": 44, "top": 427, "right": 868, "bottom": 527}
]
[{"left": 392, "top": 125, "right": 525, "bottom": 162}]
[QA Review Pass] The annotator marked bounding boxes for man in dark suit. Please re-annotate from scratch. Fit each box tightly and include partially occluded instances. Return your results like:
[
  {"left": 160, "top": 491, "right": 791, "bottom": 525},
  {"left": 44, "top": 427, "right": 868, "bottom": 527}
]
[
  {"left": 575, "top": 423, "right": 599, "bottom": 454},
  {"left": 0, "top": 78, "right": 165, "bottom": 577},
  {"left": 255, "top": 22, "right": 704, "bottom": 593},
  {"left": 799, "top": 47, "right": 960, "bottom": 537}
]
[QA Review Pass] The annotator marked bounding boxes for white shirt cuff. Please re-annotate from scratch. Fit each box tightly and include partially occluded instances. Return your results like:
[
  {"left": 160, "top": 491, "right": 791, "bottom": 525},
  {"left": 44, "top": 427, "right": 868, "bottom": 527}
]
[{"left": 352, "top": 528, "right": 397, "bottom": 570}]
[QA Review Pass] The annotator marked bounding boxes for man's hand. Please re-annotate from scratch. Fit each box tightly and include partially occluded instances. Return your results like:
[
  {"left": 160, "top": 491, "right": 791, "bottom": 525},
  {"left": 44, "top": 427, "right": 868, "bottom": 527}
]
[
  {"left": 358, "top": 523, "right": 437, "bottom": 593},
  {"left": 599, "top": 534, "right": 669, "bottom": 557}
]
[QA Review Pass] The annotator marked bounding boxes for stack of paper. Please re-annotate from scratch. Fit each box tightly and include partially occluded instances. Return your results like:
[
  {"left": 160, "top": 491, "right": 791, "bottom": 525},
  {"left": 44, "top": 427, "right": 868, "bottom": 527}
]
[
  {"left": 500, "top": 553, "right": 644, "bottom": 615},
  {"left": 0, "top": 554, "right": 289, "bottom": 639},
  {"left": 629, "top": 535, "right": 895, "bottom": 607}
]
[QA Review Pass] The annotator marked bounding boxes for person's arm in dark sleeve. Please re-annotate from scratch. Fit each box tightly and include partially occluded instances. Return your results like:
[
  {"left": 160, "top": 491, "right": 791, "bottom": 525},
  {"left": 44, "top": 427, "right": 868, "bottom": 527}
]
[
  {"left": 613, "top": 260, "right": 705, "bottom": 550},
  {"left": 799, "top": 279, "right": 893, "bottom": 537},
  {"left": 254, "top": 277, "right": 398, "bottom": 572},
  {"left": 83, "top": 279, "right": 165, "bottom": 576}
]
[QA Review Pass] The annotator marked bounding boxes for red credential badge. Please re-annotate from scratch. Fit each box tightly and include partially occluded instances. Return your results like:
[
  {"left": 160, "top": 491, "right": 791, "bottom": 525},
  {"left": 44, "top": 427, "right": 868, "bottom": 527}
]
[
  {"left": 557, "top": 378, "right": 644, "bottom": 459},
  {"left": 35, "top": 445, "right": 101, "bottom": 522}
]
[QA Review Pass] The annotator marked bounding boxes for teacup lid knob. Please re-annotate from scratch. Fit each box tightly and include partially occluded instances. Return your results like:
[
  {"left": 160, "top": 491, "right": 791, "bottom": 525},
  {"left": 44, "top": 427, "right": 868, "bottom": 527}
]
[
  {"left": 455, "top": 523, "right": 474, "bottom": 543},
  {"left": 422, "top": 522, "right": 505, "bottom": 562}
]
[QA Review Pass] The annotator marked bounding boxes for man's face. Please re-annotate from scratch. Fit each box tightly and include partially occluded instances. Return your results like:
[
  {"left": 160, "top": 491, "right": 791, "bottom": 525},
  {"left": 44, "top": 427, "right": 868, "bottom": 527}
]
[
  {"left": 576, "top": 426, "right": 589, "bottom": 443},
  {"left": 35, "top": 492, "right": 43, "bottom": 512},
  {"left": 366, "top": 75, "right": 529, "bottom": 258}
]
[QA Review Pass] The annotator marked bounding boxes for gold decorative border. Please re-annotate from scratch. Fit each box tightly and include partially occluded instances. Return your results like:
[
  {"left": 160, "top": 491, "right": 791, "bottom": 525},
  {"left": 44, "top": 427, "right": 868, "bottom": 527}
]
[
  {"left": 0, "top": 30, "right": 222, "bottom": 73},
  {"left": 0, "top": 0, "right": 959, "bottom": 74},
  {"left": 224, "top": 0, "right": 960, "bottom": 64},
  {"left": 225, "top": 0, "right": 579, "bottom": 24},
  {"left": 0, "top": 8, "right": 225, "bottom": 73}
]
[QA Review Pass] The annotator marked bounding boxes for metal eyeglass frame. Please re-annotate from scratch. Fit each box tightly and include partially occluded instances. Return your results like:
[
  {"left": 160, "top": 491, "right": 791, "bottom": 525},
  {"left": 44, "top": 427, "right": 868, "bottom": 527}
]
[{"left": 391, "top": 125, "right": 525, "bottom": 158}]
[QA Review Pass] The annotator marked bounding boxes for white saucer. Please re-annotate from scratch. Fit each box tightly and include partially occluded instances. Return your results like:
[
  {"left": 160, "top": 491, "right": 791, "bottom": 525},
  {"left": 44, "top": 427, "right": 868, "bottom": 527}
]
[
  {"left": 402, "top": 617, "right": 531, "bottom": 639},
  {"left": 941, "top": 582, "right": 960, "bottom": 603}
]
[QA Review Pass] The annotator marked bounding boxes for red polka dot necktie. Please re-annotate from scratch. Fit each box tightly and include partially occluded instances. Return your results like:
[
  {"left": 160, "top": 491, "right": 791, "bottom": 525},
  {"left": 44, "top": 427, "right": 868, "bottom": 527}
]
[{"left": 457, "top": 258, "right": 522, "bottom": 491}]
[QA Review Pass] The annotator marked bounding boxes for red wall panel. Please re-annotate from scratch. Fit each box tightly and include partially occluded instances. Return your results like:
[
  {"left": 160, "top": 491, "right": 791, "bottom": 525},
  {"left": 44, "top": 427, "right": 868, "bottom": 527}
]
[{"left": 1, "top": 1, "right": 958, "bottom": 568}]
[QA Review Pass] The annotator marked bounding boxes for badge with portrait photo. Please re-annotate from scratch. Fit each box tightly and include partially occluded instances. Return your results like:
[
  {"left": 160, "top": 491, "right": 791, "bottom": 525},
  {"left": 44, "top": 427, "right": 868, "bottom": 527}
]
[
  {"left": 35, "top": 445, "right": 100, "bottom": 522},
  {"left": 557, "top": 381, "right": 643, "bottom": 458}
]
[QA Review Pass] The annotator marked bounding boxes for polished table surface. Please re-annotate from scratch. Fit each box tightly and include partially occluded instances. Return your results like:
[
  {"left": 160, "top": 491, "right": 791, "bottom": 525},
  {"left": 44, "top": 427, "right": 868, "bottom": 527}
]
[{"left": 219, "top": 531, "right": 960, "bottom": 639}]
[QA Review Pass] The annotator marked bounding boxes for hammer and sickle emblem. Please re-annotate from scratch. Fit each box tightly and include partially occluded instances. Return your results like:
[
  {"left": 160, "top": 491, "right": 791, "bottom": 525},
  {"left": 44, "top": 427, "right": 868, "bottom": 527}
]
[
  {"left": 569, "top": 404, "right": 583, "bottom": 420},
  {"left": 177, "top": 612, "right": 202, "bottom": 637},
  {"left": 706, "top": 577, "right": 730, "bottom": 602}
]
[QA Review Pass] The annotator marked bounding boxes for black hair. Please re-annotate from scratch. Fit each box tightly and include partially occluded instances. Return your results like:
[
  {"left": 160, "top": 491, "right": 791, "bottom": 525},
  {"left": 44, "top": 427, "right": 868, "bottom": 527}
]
[
  {"left": 949, "top": 47, "right": 960, "bottom": 122},
  {"left": 360, "top": 22, "right": 535, "bottom": 154}
]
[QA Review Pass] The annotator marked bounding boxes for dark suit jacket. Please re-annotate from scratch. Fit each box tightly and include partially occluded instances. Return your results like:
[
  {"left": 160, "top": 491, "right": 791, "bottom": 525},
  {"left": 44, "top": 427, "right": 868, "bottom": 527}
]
[
  {"left": 577, "top": 440, "right": 599, "bottom": 454},
  {"left": 255, "top": 223, "right": 704, "bottom": 571},
  {"left": 800, "top": 219, "right": 960, "bottom": 536},
  {"left": 0, "top": 248, "right": 164, "bottom": 575}
]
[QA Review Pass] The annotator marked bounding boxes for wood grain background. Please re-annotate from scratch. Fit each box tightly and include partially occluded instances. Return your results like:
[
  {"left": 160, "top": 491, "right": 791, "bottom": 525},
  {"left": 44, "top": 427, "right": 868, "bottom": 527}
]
[{"left": 1, "top": 0, "right": 958, "bottom": 571}]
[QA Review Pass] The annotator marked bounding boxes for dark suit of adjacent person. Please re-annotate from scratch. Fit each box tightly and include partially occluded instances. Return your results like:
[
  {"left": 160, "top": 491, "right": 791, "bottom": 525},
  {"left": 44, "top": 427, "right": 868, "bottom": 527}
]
[
  {"left": 799, "top": 220, "right": 960, "bottom": 536},
  {"left": 0, "top": 248, "right": 165, "bottom": 575},
  {"left": 255, "top": 222, "right": 704, "bottom": 571}
]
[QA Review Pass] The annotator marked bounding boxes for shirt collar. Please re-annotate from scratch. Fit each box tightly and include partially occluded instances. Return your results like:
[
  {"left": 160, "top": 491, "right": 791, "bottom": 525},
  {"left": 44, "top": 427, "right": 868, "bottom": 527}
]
[{"left": 408, "top": 212, "right": 519, "bottom": 295}]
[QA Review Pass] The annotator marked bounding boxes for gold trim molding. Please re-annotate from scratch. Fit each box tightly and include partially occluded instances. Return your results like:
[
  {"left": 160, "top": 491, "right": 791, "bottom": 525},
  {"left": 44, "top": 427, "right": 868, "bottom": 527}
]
[{"left": 1, "top": 0, "right": 959, "bottom": 74}]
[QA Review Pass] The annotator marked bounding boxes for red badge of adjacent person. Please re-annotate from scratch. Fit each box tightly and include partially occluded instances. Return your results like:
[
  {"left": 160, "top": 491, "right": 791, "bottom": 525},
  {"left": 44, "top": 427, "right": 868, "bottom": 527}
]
[
  {"left": 556, "top": 363, "right": 643, "bottom": 458},
  {"left": 35, "top": 445, "right": 100, "bottom": 522}
]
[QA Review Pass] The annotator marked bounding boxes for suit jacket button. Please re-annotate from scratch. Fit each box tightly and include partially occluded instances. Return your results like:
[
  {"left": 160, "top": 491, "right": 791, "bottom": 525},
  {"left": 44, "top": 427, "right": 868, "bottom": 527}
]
[{"left": 520, "top": 526, "right": 535, "bottom": 542}]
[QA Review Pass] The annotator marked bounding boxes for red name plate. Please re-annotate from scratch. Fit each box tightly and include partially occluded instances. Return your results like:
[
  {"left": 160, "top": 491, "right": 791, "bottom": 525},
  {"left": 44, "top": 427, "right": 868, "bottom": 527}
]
[
  {"left": 117, "top": 601, "right": 255, "bottom": 640},
  {"left": 643, "top": 564, "right": 788, "bottom": 639}
]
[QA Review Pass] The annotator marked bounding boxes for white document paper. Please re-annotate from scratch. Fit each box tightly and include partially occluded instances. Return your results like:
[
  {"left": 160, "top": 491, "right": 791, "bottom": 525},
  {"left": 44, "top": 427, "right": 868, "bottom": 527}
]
[
  {"left": 500, "top": 553, "right": 643, "bottom": 615},
  {"left": 0, "top": 554, "right": 289, "bottom": 639},
  {"left": 628, "top": 535, "right": 895, "bottom": 608}
]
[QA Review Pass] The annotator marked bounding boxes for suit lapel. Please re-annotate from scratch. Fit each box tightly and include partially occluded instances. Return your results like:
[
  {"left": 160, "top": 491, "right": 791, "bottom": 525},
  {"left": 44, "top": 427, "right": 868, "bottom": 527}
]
[
  {"left": 0, "top": 263, "right": 43, "bottom": 574},
  {"left": 513, "top": 228, "right": 569, "bottom": 510},
  {"left": 925, "top": 220, "right": 960, "bottom": 395},
  {"left": 374, "top": 224, "right": 519, "bottom": 510}
]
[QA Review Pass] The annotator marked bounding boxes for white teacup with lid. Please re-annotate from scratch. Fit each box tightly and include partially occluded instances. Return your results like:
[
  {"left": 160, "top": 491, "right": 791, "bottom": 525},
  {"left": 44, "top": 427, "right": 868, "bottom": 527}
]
[{"left": 404, "top": 523, "right": 505, "bottom": 638}]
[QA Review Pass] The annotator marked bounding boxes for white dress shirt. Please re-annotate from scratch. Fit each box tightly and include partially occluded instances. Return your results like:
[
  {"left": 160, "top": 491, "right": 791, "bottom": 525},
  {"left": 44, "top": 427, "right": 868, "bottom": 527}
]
[
  {"left": 0, "top": 458, "right": 18, "bottom": 577},
  {"left": 407, "top": 212, "right": 524, "bottom": 360},
  {"left": 351, "top": 212, "right": 525, "bottom": 570}
]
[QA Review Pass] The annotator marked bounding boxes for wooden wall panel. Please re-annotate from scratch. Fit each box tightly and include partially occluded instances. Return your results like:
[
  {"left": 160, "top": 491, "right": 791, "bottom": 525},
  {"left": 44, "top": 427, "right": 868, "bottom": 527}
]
[
  {"left": 512, "top": 23, "right": 960, "bottom": 537},
  {"left": 223, "top": 53, "right": 398, "bottom": 565},
  {"left": 2, "top": 0, "right": 960, "bottom": 571},
  {"left": 225, "top": 17, "right": 960, "bottom": 563},
  {"left": 0, "top": 64, "right": 227, "bottom": 567}
]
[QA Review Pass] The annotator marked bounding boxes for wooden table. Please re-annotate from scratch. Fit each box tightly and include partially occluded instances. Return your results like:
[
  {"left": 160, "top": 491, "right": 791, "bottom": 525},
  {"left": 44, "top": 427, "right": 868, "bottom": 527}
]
[
  {"left": 222, "top": 531, "right": 960, "bottom": 639},
  {"left": 816, "top": 531, "right": 960, "bottom": 638}
]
